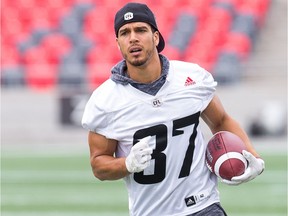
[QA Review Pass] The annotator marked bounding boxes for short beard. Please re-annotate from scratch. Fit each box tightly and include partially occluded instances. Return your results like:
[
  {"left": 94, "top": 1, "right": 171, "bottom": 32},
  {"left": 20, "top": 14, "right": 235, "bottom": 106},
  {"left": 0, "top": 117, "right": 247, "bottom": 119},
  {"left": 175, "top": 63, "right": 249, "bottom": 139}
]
[
  {"left": 123, "top": 38, "right": 156, "bottom": 67},
  {"left": 126, "top": 48, "right": 154, "bottom": 67}
]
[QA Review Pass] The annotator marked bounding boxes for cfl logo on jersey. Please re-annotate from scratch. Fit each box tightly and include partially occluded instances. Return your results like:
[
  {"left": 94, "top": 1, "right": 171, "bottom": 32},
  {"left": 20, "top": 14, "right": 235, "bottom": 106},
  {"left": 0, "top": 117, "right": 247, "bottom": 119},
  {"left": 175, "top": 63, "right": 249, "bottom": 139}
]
[
  {"left": 152, "top": 98, "right": 162, "bottom": 107},
  {"left": 124, "top": 12, "right": 133, "bottom": 20}
]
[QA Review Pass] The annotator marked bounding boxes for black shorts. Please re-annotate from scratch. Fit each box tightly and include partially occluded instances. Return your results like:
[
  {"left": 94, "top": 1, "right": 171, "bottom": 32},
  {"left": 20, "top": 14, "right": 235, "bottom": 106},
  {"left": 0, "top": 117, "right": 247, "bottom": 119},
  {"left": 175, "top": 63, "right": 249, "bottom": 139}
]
[{"left": 187, "top": 203, "right": 228, "bottom": 216}]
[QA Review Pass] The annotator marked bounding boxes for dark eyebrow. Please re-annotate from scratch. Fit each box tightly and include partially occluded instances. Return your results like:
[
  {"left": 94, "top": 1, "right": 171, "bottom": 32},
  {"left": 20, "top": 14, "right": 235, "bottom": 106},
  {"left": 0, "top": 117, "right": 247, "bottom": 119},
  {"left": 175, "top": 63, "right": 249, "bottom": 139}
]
[
  {"left": 119, "top": 25, "right": 150, "bottom": 35},
  {"left": 135, "top": 25, "right": 149, "bottom": 30},
  {"left": 119, "top": 27, "right": 129, "bottom": 35},
  {"left": 134, "top": 25, "right": 152, "bottom": 33}
]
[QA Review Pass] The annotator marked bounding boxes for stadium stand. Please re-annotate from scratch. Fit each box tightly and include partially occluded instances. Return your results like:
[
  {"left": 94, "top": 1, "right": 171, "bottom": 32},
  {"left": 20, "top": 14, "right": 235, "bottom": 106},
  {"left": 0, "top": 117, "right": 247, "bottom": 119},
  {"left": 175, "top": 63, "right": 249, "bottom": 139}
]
[
  {"left": 1, "top": 0, "right": 271, "bottom": 90},
  {"left": 168, "top": 13, "right": 198, "bottom": 52}
]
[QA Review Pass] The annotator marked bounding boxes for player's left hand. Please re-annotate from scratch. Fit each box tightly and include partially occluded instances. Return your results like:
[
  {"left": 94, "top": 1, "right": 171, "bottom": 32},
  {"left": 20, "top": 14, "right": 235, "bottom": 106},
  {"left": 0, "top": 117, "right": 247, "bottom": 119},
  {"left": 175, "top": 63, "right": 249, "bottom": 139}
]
[{"left": 221, "top": 150, "right": 265, "bottom": 186}]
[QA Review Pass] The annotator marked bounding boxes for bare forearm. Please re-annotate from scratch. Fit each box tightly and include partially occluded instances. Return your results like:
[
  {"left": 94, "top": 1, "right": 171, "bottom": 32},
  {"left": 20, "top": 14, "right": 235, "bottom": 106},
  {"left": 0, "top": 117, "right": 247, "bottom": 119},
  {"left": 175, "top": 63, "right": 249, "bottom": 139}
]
[
  {"left": 90, "top": 155, "right": 129, "bottom": 181},
  {"left": 210, "top": 115, "right": 260, "bottom": 158},
  {"left": 202, "top": 96, "right": 261, "bottom": 158}
]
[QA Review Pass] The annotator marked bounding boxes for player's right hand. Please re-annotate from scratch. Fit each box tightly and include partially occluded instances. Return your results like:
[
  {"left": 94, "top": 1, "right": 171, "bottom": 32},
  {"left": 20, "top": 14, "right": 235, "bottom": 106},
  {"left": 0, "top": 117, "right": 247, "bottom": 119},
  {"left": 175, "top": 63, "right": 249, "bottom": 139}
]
[{"left": 125, "top": 136, "right": 153, "bottom": 173}]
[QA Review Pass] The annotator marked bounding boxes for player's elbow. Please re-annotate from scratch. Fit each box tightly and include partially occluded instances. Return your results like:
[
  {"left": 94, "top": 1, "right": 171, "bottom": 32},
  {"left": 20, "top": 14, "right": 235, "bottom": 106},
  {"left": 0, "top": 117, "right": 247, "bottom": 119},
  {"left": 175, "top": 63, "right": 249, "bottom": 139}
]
[
  {"left": 91, "top": 167, "right": 107, "bottom": 181},
  {"left": 212, "top": 114, "right": 241, "bottom": 135},
  {"left": 90, "top": 159, "right": 110, "bottom": 181},
  {"left": 90, "top": 155, "right": 128, "bottom": 181},
  {"left": 211, "top": 113, "right": 231, "bottom": 133}
]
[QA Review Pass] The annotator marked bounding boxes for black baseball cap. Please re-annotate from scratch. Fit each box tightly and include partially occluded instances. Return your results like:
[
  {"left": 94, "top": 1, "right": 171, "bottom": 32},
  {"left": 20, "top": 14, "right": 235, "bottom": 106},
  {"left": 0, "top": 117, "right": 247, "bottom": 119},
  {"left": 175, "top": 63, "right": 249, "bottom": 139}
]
[{"left": 114, "top": 2, "right": 165, "bottom": 53}]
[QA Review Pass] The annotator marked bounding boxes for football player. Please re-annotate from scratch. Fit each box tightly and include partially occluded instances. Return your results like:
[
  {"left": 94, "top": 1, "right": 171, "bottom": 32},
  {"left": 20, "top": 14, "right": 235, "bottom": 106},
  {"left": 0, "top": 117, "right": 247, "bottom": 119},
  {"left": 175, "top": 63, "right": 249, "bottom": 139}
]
[{"left": 82, "top": 3, "right": 264, "bottom": 216}]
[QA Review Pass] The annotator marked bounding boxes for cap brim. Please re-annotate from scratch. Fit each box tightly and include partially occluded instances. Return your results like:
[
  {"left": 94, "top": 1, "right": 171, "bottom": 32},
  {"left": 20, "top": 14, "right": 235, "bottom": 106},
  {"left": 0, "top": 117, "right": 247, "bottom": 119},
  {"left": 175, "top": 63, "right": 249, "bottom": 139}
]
[{"left": 157, "top": 32, "right": 165, "bottom": 53}]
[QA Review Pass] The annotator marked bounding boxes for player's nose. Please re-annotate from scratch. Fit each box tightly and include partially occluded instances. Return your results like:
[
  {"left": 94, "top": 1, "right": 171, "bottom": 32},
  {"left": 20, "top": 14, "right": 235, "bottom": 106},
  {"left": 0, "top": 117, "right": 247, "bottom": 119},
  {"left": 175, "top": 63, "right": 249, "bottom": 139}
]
[{"left": 129, "top": 31, "right": 139, "bottom": 43}]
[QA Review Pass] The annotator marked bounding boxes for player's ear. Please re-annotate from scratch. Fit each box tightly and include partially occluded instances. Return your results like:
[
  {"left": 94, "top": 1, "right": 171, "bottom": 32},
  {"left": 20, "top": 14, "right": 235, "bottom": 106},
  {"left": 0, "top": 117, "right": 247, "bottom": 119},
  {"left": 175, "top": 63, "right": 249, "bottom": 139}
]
[
  {"left": 116, "top": 38, "right": 121, "bottom": 50},
  {"left": 153, "top": 31, "right": 160, "bottom": 47}
]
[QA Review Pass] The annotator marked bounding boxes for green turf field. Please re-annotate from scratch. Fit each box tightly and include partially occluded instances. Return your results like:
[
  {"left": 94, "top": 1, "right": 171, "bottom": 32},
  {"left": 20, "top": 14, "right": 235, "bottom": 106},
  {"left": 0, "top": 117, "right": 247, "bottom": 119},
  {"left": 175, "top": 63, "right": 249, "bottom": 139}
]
[{"left": 1, "top": 150, "right": 287, "bottom": 216}]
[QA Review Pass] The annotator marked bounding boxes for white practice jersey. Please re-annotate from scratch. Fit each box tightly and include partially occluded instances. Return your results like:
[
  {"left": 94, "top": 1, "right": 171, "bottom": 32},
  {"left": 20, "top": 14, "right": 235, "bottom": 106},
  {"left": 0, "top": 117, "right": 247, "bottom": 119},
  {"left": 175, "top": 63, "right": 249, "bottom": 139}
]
[{"left": 82, "top": 60, "right": 220, "bottom": 216}]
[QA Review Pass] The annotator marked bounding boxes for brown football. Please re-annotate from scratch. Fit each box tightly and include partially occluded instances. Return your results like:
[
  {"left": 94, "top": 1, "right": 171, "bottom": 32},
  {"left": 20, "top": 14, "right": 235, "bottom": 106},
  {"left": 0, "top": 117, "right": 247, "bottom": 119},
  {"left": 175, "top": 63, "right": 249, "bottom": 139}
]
[{"left": 205, "top": 131, "right": 248, "bottom": 180}]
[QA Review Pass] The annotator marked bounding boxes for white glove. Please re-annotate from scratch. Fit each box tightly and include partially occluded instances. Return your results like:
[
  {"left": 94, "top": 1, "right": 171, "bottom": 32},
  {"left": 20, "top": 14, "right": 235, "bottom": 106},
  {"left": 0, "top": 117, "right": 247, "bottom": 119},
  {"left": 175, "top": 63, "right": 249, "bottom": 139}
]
[
  {"left": 125, "top": 136, "right": 153, "bottom": 173},
  {"left": 222, "top": 150, "right": 265, "bottom": 186}
]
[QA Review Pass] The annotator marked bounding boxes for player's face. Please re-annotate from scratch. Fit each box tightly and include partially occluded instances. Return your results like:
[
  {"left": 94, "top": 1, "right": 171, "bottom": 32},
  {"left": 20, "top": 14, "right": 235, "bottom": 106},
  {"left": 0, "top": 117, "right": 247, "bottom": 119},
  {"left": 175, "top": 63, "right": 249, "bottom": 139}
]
[{"left": 116, "top": 22, "right": 159, "bottom": 67}]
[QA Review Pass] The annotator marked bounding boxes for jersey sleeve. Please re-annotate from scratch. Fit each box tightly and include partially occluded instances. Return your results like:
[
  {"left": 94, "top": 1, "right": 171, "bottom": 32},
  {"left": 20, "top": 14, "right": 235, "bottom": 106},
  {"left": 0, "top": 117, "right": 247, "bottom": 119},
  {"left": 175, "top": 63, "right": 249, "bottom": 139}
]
[
  {"left": 82, "top": 92, "right": 104, "bottom": 132},
  {"left": 81, "top": 89, "right": 113, "bottom": 138},
  {"left": 200, "top": 66, "right": 217, "bottom": 111},
  {"left": 169, "top": 60, "right": 217, "bottom": 113}
]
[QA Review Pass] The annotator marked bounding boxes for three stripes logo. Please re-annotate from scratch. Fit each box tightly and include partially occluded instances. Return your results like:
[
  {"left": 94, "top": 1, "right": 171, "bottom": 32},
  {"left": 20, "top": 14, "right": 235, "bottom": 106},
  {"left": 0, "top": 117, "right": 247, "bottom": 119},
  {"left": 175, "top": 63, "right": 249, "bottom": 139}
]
[
  {"left": 184, "top": 77, "right": 196, "bottom": 86},
  {"left": 185, "top": 195, "right": 196, "bottom": 207}
]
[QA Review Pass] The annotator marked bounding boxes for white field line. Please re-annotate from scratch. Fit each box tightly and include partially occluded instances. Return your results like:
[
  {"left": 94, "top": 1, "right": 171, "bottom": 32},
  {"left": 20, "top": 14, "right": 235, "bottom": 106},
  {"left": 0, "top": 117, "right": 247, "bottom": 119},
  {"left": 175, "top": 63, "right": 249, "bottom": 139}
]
[
  {"left": 2, "top": 170, "right": 286, "bottom": 184},
  {"left": 2, "top": 193, "right": 128, "bottom": 206},
  {"left": 1, "top": 210, "right": 286, "bottom": 216},
  {"left": 0, "top": 212, "right": 129, "bottom": 216},
  {"left": 1, "top": 170, "right": 95, "bottom": 183},
  {"left": 3, "top": 189, "right": 285, "bottom": 207},
  {"left": 229, "top": 214, "right": 287, "bottom": 216},
  {"left": 1, "top": 141, "right": 287, "bottom": 158},
  {"left": 1, "top": 213, "right": 286, "bottom": 216},
  {"left": 1, "top": 151, "right": 88, "bottom": 158}
]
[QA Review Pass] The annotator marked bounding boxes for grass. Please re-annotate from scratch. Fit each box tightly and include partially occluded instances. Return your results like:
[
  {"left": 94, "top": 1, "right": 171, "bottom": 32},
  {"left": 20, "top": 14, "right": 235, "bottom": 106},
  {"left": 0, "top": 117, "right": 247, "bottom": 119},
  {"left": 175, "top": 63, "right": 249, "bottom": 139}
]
[
  {"left": 220, "top": 153, "right": 287, "bottom": 216},
  {"left": 1, "top": 150, "right": 287, "bottom": 216}
]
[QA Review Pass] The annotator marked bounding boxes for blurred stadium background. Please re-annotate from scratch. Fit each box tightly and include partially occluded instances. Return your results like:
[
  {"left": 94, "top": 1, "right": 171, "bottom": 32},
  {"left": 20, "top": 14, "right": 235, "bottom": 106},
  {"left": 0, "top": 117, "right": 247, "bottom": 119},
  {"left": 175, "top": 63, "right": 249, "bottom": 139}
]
[{"left": 1, "top": 0, "right": 287, "bottom": 215}]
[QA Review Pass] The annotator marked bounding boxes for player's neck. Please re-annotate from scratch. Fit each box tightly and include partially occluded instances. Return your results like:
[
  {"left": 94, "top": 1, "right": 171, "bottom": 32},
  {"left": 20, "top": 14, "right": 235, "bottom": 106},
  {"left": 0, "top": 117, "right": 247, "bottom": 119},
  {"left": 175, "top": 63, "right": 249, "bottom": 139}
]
[{"left": 126, "top": 53, "right": 162, "bottom": 84}]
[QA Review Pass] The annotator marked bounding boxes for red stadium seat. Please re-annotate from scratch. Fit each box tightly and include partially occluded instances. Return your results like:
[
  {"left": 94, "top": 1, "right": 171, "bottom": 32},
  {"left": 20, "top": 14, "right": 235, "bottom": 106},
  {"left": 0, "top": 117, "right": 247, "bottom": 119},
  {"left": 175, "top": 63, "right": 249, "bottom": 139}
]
[
  {"left": 1, "top": 0, "right": 17, "bottom": 7},
  {"left": 89, "top": 42, "right": 121, "bottom": 63},
  {"left": 1, "top": 9, "right": 30, "bottom": 42},
  {"left": 162, "top": 45, "right": 183, "bottom": 60},
  {"left": 1, "top": 45, "right": 21, "bottom": 68},
  {"left": 237, "top": 0, "right": 271, "bottom": 27},
  {"left": 94, "top": 0, "right": 122, "bottom": 8},
  {"left": 87, "top": 63, "right": 113, "bottom": 90},
  {"left": 92, "top": 0, "right": 106, "bottom": 6},
  {"left": 25, "top": 64, "right": 57, "bottom": 90},
  {"left": 1, "top": 14, "right": 30, "bottom": 47},
  {"left": 83, "top": 7, "right": 114, "bottom": 44},
  {"left": 184, "top": 42, "right": 218, "bottom": 72},
  {"left": 182, "top": 0, "right": 213, "bottom": 19},
  {"left": 35, "top": 0, "right": 72, "bottom": 7},
  {"left": 194, "top": 6, "right": 232, "bottom": 50},
  {"left": 204, "top": 6, "right": 232, "bottom": 33},
  {"left": 150, "top": 6, "right": 176, "bottom": 40},
  {"left": 39, "top": 34, "right": 72, "bottom": 65},
  {"left": 1, "top": 0, "right": 272, "bottom": 90},
  {"left": 1, "top": 6, "right": 20, "bottom": 21},
  {"left": 15, "top": 0, "right": 36, "bottom": 7},
  {"left": 46, "top": 6, "right": 71, "bottom": 28},
  {"left": 156, "top": 0, "right": 186, "bottom": 9},
  {"left": 86, "top": 46, "right": 113, "bottom": 65},
  {"left": 20, "top": 6, "right": 65, "bottom": 31},
  {"left": 22, "top": 46, "right": 50, "bottom": 65},
  {"left": 213, "top": 0, "right": 244, "bottom": 11},
  {"left": 221, "top": 32, "right": 252, "bottom": 60},
  {"left": 191, "top": 28, "right": 226, "bottom": 51}
]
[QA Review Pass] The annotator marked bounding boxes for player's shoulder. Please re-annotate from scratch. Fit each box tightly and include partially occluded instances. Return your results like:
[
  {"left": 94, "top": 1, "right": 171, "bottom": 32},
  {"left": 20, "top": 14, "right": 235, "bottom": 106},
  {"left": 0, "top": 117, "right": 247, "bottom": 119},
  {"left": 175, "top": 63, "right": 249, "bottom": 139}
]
[
  {"left": 168, "top": 60, "right": 214, "bottom": 84},
  {"left": 91, "top": 79, "right": 116, "bottom": 97},
  {"left": 170, "top": 60, "right": 201, "bottom": 70},
  {"left": 87, "top": 79, "right": 117, "bottom": 108},
  {"left": 88, "top": 79, "right": 133, "bottom": 112}
]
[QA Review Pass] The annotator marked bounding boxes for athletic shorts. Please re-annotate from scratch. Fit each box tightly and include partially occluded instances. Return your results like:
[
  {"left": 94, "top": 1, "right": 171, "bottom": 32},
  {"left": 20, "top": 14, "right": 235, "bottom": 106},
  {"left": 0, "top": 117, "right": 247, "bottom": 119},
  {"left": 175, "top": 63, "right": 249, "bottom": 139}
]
[{"left": 187, "top": 202, "right": 228, "bottom": 216}]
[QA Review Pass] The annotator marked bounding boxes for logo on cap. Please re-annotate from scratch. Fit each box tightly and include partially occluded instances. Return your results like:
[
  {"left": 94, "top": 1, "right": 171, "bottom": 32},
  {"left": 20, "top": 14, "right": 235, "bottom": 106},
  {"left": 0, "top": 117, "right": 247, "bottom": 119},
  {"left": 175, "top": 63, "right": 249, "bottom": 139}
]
[{"left": 124, "top": 12, "right": 133, "bottom": 20}]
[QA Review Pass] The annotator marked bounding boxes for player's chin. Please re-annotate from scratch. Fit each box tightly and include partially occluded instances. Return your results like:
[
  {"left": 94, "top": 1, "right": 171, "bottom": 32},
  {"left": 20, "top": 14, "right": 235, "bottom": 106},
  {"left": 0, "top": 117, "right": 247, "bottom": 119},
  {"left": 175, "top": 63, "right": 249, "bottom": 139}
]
[{"left": 128, "top": 57, "right": 147, "bottom": 67}]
